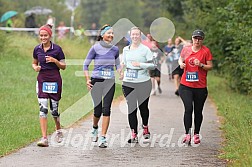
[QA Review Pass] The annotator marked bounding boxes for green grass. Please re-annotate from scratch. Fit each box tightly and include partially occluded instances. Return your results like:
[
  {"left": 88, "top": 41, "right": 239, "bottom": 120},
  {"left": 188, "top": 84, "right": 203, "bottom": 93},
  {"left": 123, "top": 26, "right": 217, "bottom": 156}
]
[
  {"left": 0, "top": 33, "right": 122, "bottom": 156},
  {"left": 208, "top": 73, "right": 252, "bottom": 166}
]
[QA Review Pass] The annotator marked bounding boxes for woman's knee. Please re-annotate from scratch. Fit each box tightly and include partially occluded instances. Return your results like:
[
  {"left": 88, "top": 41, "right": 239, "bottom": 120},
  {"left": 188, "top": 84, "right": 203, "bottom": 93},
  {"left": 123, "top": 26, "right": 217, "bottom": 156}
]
[{"left": 102, "top": 107, "right": 111, "bottom": 116}]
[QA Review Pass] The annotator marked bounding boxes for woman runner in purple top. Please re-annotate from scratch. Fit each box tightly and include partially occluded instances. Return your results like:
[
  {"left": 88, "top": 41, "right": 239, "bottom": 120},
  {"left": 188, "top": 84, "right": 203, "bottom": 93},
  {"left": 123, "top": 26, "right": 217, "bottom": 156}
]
[
  {"left": 32, "top": 24, "right": 66, "bottom": 147},
  {"left": 83, "top": 24, "right": 121, "bottom": 148}
]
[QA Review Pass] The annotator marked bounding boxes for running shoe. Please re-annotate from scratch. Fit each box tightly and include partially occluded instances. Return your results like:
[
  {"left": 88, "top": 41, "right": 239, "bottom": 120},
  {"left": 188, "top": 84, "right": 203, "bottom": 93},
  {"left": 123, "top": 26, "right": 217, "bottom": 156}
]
[
  {"left": 175, "top": 90, "right": 179, "bottom": 96},
  {"left": 55, "top": 131, "right": 63, "bottom": 143},
  {"left": 158, "top": 87, "right": 162, "bottom": 94},
  {"left": 153, "top": 91, "right": 156, "bottom": 96},
  {"left": 193, "top": 133, "right": 200, "bottom": 144},
  {"left": 91, "top": 127, "right": 98, "bottom": 142},
  {"left": 37, "top": 137, "right": 49, "bottom": 147},
  {"left": 169, "top": 74, "right": 172, "bottom": 80},
  {"left": 128, "top": 130, "right": 138, "bottom": 143},
  {"left": 182, "top": 134, "right": 191, "bottom": 145},
  {"left": 142, "top": 125, "right": 150, "bottom": 139},
  {"left": 151, "top": 90, "right": 156, "bottom": 96},
  {"left": 99, "top": 136, "right": 107, "bottom": 148}
]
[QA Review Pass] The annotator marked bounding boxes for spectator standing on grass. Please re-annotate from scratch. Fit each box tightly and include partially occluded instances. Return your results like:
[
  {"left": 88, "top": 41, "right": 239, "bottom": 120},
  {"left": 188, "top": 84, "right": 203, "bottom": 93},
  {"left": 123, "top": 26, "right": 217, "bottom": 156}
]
[
  {"left": 5, "top": 17, "right": 15, "bottom": 33},
  {"left": 89, "top": 22, "right": 98, "bottom": 45},
  {"left": 25, "top": 13, "right": 37, "bottom": 28},
  {"left": 57, "top": 21, "right": 68, "bottom": 40},
  {"left": 25, "top": 13, "right": 37, "bottom": 35},
  {"left": 46, "top": 15, "right": 54, "bottom": 27}
]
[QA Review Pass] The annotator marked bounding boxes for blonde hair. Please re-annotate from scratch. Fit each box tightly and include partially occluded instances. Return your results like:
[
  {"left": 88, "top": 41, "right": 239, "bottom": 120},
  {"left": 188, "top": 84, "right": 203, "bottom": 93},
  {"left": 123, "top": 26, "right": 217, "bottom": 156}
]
[{"left": 129, "top": 26, "right": 141, "bottom": 35}]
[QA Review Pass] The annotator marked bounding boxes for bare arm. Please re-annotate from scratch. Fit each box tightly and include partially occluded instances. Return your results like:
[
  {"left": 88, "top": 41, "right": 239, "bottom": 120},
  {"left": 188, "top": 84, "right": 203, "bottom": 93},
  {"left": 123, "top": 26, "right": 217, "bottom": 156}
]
[
  {"left": 118, "top": 63, "right": 125, "bottom": 80},
  {"left": 45, "top": 56, "right": 66, "bottom": 70},
  {"left": 32, "top": 59, "right": 41, "bottom": 72},
  {"left": 178, "top": 36, "right": 189, "bottom": 45},
  {"left": 84, "top": 70, "right": 93, "bottom": 90},
  {"left": 178, "top": 57, "right": 186, "bottom": 69},
  {"left": 200, "top": 60, "right": 213, "bottom": 70}
]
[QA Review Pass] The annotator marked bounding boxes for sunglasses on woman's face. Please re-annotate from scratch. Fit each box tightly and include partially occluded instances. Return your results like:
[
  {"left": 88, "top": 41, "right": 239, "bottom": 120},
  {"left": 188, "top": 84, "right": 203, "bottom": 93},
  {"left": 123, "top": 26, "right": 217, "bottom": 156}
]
[{"left": 193, "top": 36, "right": 204, "bottom": 41}]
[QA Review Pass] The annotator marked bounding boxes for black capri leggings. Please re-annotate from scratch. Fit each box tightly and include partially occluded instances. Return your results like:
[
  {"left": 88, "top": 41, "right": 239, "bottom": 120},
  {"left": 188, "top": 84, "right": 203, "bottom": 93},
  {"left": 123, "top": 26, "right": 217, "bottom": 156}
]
[
  {"left": 179, "top": 84, "right": 208, "bottom": 134},
  {"left": 91, "top": 78, "right": 115, "bottom": 118},
  {"left": 122, "top": 79, "right": 152, "bottom": 134}
]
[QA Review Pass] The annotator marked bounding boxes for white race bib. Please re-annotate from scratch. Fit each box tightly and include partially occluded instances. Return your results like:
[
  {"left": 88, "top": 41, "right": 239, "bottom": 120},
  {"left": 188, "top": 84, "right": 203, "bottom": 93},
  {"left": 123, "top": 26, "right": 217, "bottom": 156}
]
[{"left": 42, "top": 82, "right": 58, "bottom": 93}]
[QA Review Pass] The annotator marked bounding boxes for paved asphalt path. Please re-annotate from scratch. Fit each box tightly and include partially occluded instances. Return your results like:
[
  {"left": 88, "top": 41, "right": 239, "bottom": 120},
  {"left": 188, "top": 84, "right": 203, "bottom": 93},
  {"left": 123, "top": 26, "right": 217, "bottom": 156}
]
[{"left": 0, "top": 64, "right": 226, "bottom": 167}]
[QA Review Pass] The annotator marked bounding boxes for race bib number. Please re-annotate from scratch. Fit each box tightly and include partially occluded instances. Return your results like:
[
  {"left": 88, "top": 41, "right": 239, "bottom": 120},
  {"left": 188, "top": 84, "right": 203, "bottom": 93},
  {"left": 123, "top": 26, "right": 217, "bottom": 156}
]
[
  {"left": 126, "top": 69, "right": 138, "bottom": 80},
  {"left": 99, "top": 68, "right": 113, "bottom": 79},
  {"left": 186, "top": 71, "right": 199, "bottom": 82},
  {"left": 42, "top": 82, "right": 58, "bottom": 93}
]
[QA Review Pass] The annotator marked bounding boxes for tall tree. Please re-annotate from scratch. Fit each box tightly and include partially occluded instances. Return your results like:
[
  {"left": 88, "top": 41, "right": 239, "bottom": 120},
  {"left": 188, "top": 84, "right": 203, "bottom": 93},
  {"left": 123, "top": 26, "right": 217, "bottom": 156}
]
[
  {"left": 139, "top": 0, "right": 163, "bottom": 33},
  {"left": 181, "top": 0, "right": 252, "bottom": 94},
  {"left": 162, "top": 0, "right": 184, "bottom": 22},
  {"left": 161, "top": 0, "right": 188, "bottom": 38},
  {"left": 99, "top": 0, "right": 143, "bottom": 28},
  {"left": 77, "top": 0, "right": 107, "bottom": 29}
]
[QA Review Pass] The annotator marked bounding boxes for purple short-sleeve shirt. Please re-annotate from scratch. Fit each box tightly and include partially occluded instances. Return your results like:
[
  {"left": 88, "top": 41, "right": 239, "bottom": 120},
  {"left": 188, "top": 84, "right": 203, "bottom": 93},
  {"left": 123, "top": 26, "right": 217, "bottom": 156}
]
[
  {"left": 33, "top": 42, "right": 65, "bottom": 70},
  {"left": 33, "top": 42, "right": 65, "bottom": 101}
]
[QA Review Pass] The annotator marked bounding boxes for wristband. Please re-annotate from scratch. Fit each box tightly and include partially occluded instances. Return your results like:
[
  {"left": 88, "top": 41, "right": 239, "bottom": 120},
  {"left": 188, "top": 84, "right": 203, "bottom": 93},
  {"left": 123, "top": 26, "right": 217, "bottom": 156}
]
[{"left": 201, "top": 64, "right": 204, "bottom": 68}]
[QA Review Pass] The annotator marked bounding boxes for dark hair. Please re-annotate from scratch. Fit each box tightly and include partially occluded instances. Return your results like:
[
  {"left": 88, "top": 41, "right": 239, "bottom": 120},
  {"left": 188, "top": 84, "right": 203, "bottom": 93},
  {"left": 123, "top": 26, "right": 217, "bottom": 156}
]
[{"left": 97, "top": 24, "right": 111, "bottom": 41}]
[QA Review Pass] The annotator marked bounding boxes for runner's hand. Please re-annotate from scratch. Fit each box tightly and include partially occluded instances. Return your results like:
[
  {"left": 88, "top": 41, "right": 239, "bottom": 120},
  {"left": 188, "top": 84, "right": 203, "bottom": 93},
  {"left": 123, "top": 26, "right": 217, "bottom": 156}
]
[
  {"left": 34, "top": 66, "right": 41, "bottom": 72},
  {"left": 194, "top": 59, "right": 200, "bottom": 66},
  {"left": 131, "top": 62, "right": 140, "bottom": 67},
  {"left": 180, "top": 63, "right": 186, "bottom": 69},
  {"left": 45, "top": 56, "right": 56, "bottom": 63},
  {"left": 119, "top": 72, "right": 124, "bottom": 80},
  {"left": 86, "top": 79, "right": 93, "bottom": 90}
]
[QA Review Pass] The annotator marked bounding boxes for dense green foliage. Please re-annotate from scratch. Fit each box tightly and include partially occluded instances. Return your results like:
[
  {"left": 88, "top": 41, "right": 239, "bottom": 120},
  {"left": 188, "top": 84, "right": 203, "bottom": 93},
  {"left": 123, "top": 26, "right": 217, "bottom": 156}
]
[
  {"left": 162, "top": 0, "right": 252, "bottom": 94},
  {"left": 99, "top": 0, "right": 144, "bottom": 28}
]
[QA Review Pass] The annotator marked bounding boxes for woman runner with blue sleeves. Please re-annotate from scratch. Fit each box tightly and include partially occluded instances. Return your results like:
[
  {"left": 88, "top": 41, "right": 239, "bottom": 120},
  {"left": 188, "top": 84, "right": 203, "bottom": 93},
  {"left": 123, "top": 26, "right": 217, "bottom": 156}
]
[{"left": 83, "top": 24, "right": 121, "bottom": 148}]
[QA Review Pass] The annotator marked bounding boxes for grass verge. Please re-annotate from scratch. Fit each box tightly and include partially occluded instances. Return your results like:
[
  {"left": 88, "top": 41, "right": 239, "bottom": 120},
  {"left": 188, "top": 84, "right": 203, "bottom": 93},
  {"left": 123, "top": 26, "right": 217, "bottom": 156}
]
[{"left": 208, "top": 73, "right": 252, "bottom": 166}]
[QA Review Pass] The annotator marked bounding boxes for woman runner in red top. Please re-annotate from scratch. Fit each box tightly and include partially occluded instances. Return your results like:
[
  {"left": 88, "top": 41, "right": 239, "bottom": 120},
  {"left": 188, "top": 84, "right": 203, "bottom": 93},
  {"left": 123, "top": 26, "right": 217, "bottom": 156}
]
[{"left": 178, "top": 30, "right": 213, "bottom": 145}]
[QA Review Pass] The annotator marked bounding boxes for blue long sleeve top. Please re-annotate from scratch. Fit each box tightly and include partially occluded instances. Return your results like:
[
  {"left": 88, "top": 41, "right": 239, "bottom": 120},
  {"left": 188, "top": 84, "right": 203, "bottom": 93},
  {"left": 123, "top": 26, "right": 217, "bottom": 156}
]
[{"left": 83, "top": 41, "right": 120, "bottom": 79}]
